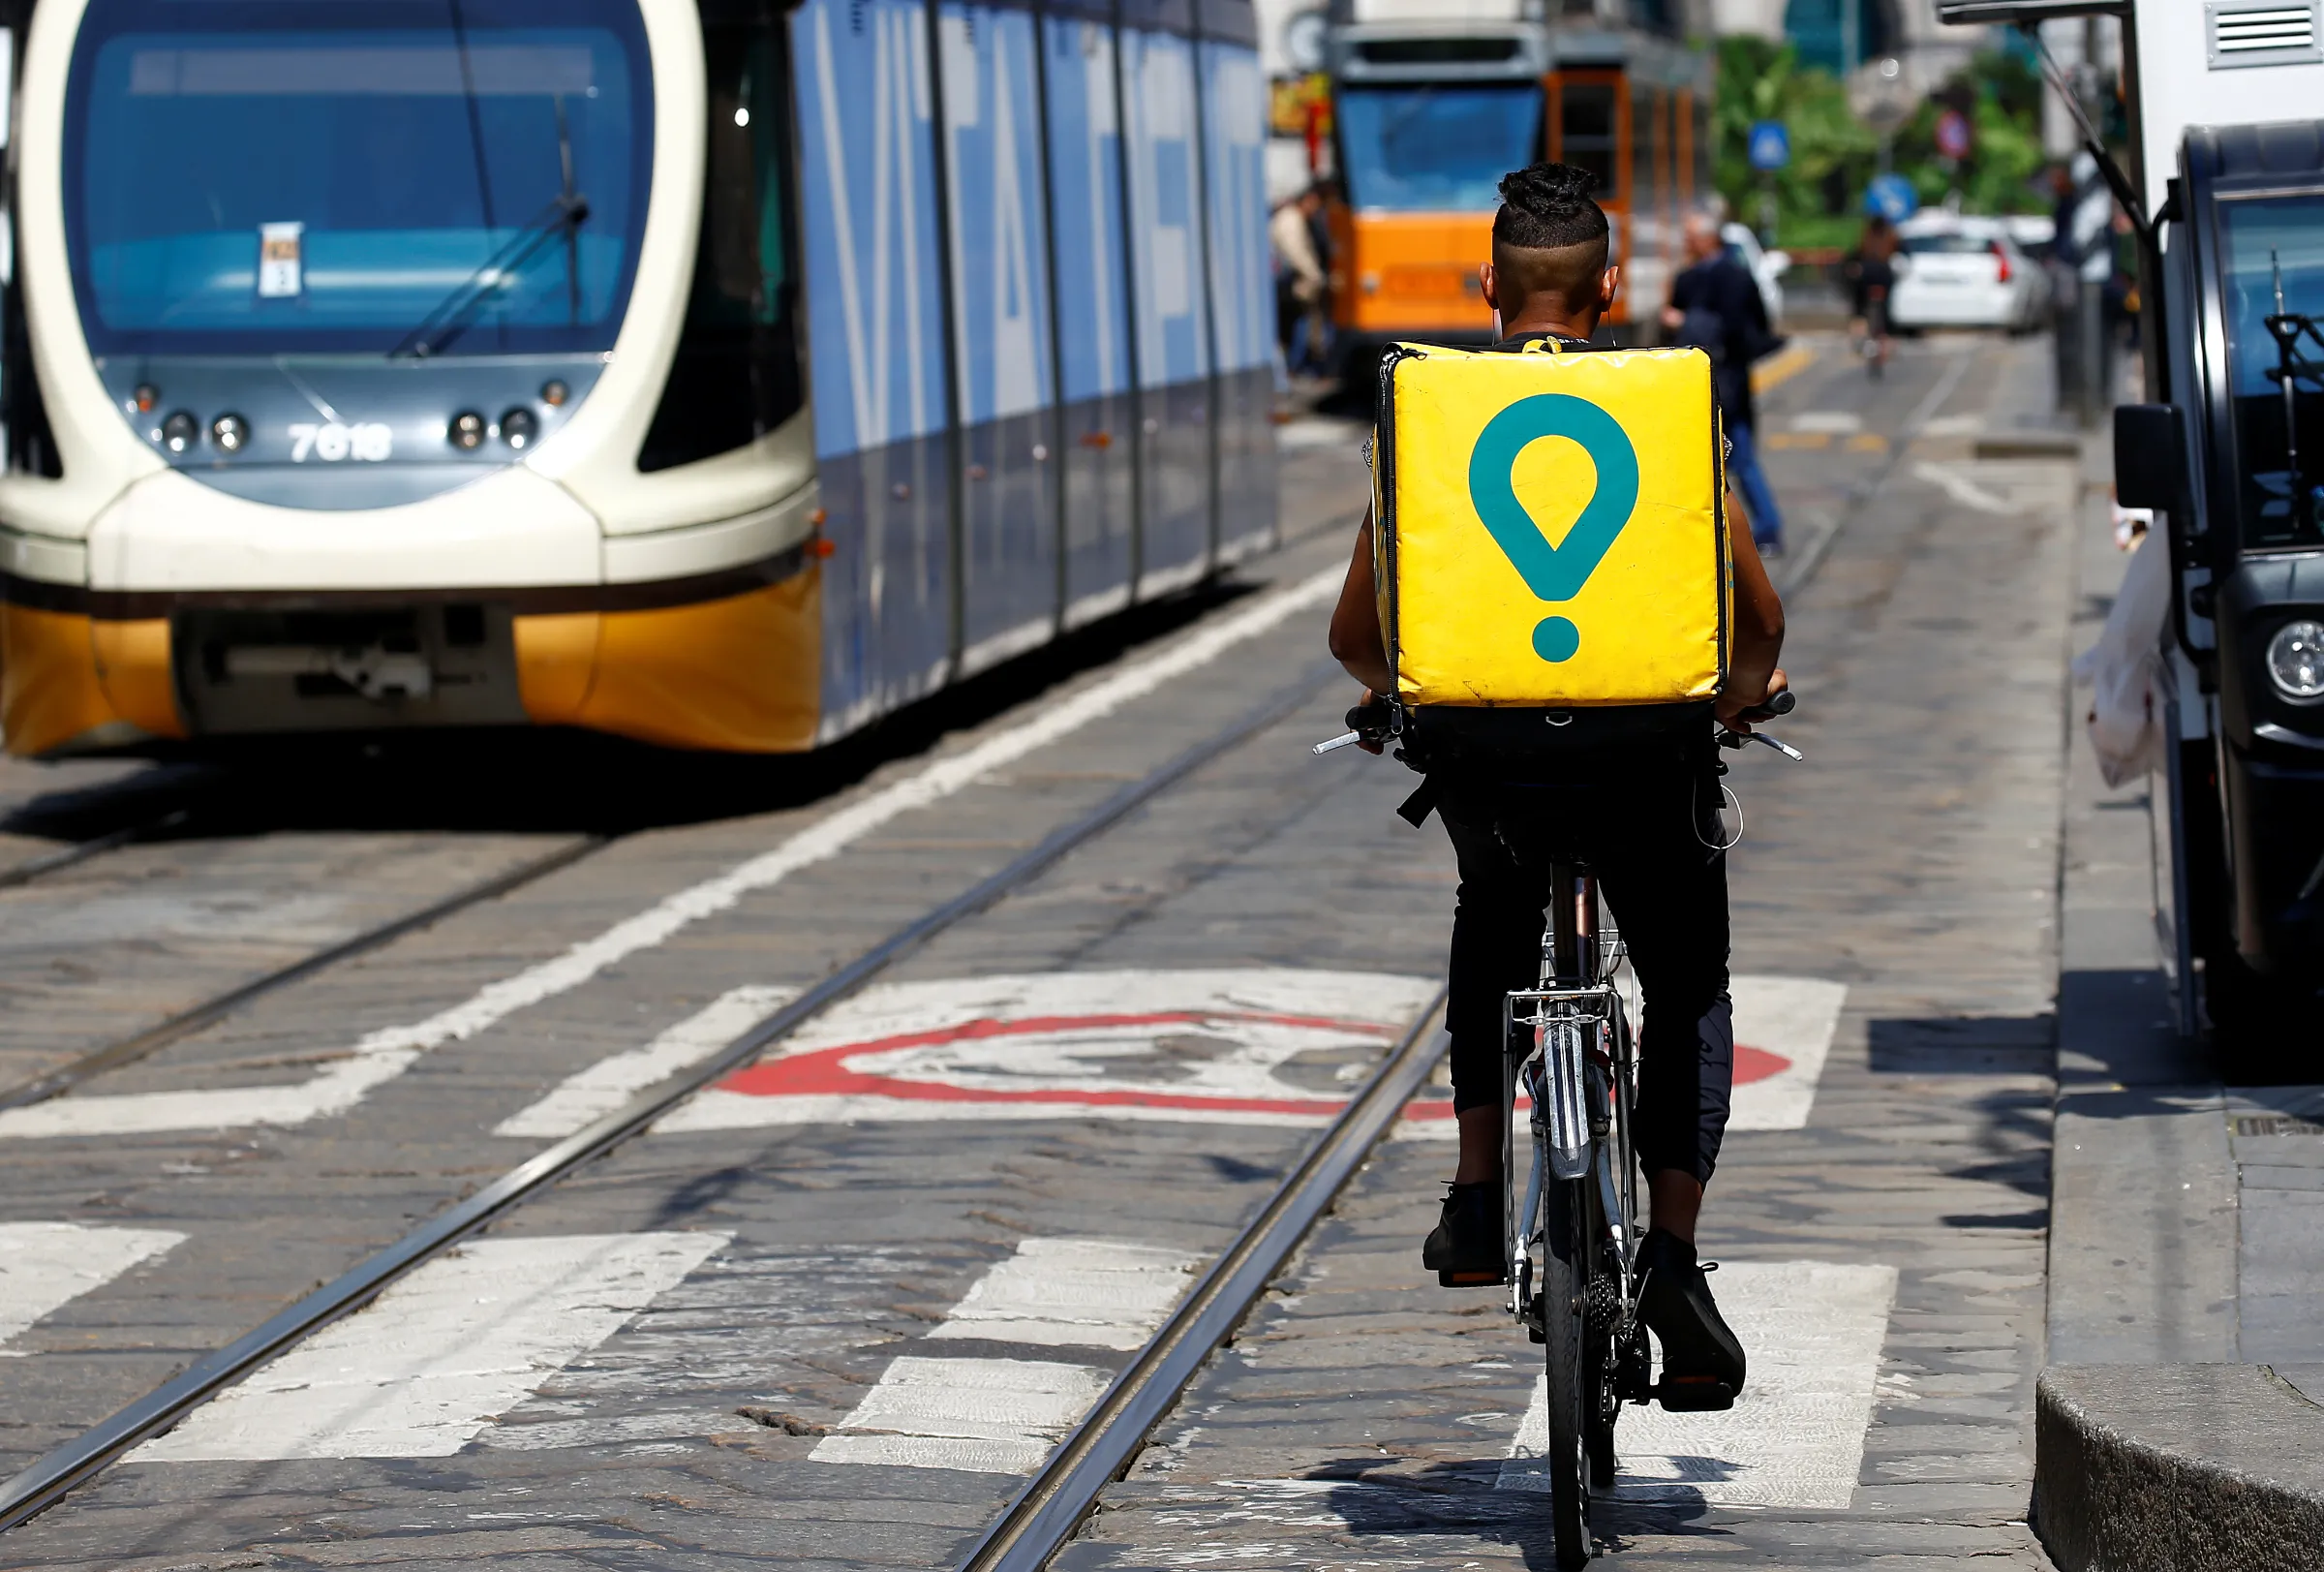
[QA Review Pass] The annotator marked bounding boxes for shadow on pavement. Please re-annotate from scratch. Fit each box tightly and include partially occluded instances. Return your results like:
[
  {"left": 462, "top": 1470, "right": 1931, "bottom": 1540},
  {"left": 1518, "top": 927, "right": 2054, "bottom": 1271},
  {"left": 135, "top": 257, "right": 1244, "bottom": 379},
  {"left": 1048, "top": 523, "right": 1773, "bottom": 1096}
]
[{"left": 0, "top": 579, "right": 1258, "bottom": 847}]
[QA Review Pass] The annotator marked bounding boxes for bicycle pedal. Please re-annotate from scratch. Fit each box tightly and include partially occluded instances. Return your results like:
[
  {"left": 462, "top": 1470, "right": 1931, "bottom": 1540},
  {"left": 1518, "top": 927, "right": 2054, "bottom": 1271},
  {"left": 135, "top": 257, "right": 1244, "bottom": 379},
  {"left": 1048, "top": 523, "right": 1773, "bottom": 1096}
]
[
  {"left": 1654, "top": 1376, "right": 1737, "bottom": 1412},
  {"left": 1436, "top": 1268, "right": 1509, "bottom": 1288}
]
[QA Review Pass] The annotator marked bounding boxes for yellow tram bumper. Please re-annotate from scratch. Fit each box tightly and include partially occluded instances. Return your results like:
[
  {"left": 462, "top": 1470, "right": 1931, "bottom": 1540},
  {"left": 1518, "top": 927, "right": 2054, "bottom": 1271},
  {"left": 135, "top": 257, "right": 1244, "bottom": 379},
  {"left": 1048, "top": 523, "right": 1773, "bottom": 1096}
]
[
  {"left": 0, "top": 605, "right": 183, "bottom": 756},
  {"left": 513, "top": 570, "right": 822, "bottom": 754},
  {"left": 0, "top": 568, "right": 823, "bottom": 758}
]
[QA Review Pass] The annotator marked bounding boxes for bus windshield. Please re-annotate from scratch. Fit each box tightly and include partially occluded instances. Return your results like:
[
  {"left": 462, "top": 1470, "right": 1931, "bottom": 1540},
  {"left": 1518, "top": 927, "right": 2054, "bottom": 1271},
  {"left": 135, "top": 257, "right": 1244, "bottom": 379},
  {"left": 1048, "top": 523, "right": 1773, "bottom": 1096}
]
[
  {"left": 2220, "top": 193, "right": 2324, "bottom": 548},
  {"left": 64, "top": 0, "right": 652, "bottom": 357},
  {"left": 1336, "top": 83, "right": 1543, "bottom": 213}
]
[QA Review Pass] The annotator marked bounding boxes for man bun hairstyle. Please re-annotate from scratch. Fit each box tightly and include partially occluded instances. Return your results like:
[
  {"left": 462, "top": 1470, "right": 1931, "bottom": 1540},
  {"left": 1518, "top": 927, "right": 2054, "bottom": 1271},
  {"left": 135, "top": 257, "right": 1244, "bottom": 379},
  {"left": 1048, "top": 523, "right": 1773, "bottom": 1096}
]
[{"left": 1493, "top": 162, "right": 1609, "bottom": 252}]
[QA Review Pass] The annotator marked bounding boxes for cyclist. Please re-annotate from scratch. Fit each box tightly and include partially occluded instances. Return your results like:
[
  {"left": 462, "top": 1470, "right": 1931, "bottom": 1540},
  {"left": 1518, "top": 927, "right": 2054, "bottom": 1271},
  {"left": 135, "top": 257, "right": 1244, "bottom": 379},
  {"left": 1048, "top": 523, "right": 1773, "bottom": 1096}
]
[
  {"left": 1845, "top": 213, "right": 1899, "bottom": 378},
  {"left": 1326, "top": 162, "right": 1789, "bottom": 1406}
]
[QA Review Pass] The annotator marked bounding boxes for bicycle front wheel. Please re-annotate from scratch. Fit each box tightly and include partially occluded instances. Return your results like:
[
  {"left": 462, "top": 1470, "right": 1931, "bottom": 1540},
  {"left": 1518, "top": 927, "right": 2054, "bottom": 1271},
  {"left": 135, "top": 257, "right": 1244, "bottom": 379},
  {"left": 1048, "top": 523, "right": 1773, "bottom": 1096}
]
[{"left": 1537, "top": 1173, "right": 1594, "bottom": 1569}]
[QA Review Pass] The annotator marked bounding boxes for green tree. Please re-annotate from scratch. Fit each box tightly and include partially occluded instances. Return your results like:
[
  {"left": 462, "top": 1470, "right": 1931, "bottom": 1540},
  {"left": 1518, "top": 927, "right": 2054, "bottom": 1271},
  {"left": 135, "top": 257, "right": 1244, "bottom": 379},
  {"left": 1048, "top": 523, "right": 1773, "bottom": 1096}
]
[
  {"left": 1714, "top": 36, "right": 1876, "bottom": 247},
  {"left": 1714, "top": 37, "right": 2051, "bottom": 246}
]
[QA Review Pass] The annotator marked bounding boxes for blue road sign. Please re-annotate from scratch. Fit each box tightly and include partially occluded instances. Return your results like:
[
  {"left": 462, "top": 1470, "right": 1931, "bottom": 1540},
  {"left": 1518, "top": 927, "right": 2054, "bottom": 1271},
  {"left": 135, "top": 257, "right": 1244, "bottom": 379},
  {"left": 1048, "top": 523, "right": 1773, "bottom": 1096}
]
[
  {"left": 1865, "top": 172, "right": 1919, "bottom": 224},
  {"left": 1748, "top": 120, "right": 1790, "bottom": 171}
]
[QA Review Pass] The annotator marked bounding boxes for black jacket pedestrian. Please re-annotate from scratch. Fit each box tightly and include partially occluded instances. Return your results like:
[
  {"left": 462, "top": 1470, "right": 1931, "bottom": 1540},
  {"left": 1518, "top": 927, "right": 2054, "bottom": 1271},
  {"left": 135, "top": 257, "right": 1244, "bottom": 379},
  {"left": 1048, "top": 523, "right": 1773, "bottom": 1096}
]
[{"left": 1668, "top": 250, "right": 1774, "bottom": 433}]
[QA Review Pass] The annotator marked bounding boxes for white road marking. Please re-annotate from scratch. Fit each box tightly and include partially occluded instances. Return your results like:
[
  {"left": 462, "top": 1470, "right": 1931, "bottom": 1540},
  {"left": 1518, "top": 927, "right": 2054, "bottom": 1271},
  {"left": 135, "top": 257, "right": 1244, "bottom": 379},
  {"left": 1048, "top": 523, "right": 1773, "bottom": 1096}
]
[
  {"left": 929, "top": 1237, "right": 1194, "bottom": 1350},
  {"left": 651, "top": 969, "right": 1439, "bottom": 1132},
  {"left": 810, "top": 1356, "right": 1112, "bottom": 1474},
  {"left": 0, "top": 567, "right": 1343, "bottom": 1142},
  {"left": 1912, "top": 460, "right": 2017, "bottom": 515},
  {"left": 0, "top": 1222, "right": 185, "bottom": 1352},
  {"left": 815, "top": 1234, "right": 1192, "bottom": 1474},
  {"left": 1501, "top": 1260, "right": 1899, "bottom": 1509},
  {"left": 492, "top": 986, "right": 798, "bottom": 1138},
  {"left": 1396, "top": 976, "right": 1846, "bottom": 1139},
  {"left": 130, "top": 1232, "right": 727, "bottom": 1461},
  {"left": 1789, "top": 412, "right": 1862, "bottom": 434},
  {"left": 1727, "top": 976, "right": 1848, "bottom": 1131}
]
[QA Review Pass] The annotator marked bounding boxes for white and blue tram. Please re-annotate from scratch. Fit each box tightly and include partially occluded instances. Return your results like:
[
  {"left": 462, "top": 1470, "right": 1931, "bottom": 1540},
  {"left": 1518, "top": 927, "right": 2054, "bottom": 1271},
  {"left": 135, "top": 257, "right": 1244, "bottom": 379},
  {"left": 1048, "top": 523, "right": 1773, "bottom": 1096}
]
[{"left": 0, "top": 0, "right": 1275, "bottom": 755}]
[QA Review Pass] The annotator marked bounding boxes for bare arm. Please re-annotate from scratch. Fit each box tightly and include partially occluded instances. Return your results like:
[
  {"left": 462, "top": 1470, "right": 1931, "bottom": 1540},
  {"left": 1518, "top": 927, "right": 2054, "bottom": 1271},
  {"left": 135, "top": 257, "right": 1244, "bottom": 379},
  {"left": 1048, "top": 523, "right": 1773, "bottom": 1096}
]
[
  {"left": 1719, "top": 521, "right": 1788, "bottom": 728},
  {"left": 1328, "top": 510, "right": 1395, "bottom": 694}
]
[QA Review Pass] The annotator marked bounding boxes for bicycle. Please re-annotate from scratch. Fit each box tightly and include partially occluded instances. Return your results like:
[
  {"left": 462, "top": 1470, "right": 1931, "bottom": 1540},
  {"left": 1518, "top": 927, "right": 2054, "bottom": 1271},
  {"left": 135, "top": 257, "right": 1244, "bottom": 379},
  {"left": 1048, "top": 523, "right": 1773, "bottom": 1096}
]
[{"left": 1317, "top": 689, "right": 1800, "bottom": 1569}]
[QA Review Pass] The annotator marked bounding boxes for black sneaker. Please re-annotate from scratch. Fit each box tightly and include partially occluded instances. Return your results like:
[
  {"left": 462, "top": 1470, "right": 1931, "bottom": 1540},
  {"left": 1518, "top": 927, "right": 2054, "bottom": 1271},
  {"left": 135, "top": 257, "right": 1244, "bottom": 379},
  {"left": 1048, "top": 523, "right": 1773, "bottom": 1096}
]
[
  {"left": 1636, "top": 1228, "right": 1746, "bottom": 1410},
  {"left": 1422, "top": 1181, "right": 1506, "bottom": 1287}
]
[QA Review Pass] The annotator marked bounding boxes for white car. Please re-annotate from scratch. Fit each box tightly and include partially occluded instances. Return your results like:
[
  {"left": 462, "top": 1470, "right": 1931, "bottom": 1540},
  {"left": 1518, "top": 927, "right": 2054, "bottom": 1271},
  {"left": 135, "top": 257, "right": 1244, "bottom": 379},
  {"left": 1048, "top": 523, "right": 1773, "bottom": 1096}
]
[
  {"left": 1722, "top": 221, "right": 1789, "bottom": 330},
  {"left": 1888, "top": 215, "right": 2046, "bottom": 332}
]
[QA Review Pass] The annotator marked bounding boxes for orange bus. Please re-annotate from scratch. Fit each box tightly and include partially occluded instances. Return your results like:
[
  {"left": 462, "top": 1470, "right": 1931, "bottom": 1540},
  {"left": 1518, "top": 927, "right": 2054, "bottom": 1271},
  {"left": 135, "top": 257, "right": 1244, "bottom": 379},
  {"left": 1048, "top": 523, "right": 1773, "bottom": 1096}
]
[{"left": 1322, "top": 16, "right": 1713, "bottom": 369}]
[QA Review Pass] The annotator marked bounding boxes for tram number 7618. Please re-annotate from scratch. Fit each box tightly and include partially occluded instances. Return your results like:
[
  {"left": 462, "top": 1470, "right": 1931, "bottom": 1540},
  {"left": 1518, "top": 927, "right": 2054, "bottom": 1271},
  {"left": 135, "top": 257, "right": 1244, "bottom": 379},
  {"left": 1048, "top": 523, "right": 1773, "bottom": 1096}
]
[{"left": 288, "top": 421, "right": 393, "bottom": 462}]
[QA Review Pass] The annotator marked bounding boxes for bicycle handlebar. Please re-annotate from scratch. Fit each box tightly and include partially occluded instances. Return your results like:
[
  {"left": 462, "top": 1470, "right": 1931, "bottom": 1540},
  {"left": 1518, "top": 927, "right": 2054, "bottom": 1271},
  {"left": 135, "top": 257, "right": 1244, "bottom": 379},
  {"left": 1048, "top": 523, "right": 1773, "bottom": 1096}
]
[{"left": 1313, "top": 692, "right": 1802, "bottom": 759}]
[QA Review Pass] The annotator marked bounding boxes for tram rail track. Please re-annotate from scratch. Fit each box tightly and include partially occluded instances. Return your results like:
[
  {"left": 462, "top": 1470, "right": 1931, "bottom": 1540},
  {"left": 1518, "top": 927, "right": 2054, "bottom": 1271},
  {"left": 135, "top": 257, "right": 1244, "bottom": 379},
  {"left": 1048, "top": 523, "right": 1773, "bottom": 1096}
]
[
  {"left": 0, "top": 834, "right": 609, "bottom": 1115},
  {"left": 0, "top": 810, "right": 191, "bottom": 893},
  {"left": 0, "top": 659, "right": 1345, "bottom": 1535},
  {"left": 957, "top": 986, "right": 1449, "bottom": 1572}
]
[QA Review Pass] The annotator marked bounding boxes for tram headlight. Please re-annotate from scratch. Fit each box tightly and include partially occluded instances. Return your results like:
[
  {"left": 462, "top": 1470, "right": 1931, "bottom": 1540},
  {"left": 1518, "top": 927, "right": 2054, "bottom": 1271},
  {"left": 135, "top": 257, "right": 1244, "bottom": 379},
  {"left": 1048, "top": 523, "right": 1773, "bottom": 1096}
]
[
  {"left": 210, "top": 413, "right": 248, "bottom": 453},
  {"left": 500, "top": 408, "right": 539, "bottom": 450},
  {"left": 448, "top": 411, "right": 486, "bottom": 451},
  {"left": 2267, "top": 619, "right": 2324, "bottom": 701},
  {"left": 160, "top": 411, "right": 199, "bottom": 454}
]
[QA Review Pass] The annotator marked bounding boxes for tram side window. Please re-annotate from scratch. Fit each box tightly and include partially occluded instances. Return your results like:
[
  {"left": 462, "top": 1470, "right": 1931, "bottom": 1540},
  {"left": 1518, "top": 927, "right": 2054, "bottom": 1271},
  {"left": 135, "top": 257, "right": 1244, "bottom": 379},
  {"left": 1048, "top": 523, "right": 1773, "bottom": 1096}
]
[
  {"left": 1558, "top": 82, "right": 1617, "bottom": 200},
  {"left": 638, "top": 15, "right": 807, "bottom": 473}
]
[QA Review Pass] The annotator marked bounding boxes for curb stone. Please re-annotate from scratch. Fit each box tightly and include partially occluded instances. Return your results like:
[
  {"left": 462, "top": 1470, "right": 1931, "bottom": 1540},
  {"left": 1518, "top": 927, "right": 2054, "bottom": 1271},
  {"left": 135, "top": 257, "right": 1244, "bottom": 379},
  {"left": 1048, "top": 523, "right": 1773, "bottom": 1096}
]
[{"left": 2035, "top": 1365, "right": 2324, "bottom": 1572}]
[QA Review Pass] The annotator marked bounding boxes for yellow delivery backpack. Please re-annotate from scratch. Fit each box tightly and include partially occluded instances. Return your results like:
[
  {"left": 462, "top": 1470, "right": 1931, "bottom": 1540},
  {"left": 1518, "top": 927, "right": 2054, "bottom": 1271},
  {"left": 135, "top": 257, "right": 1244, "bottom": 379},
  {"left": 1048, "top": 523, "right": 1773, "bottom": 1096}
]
[{"left": 1371, "top": 334, "right": 1729, "bottom": 763}]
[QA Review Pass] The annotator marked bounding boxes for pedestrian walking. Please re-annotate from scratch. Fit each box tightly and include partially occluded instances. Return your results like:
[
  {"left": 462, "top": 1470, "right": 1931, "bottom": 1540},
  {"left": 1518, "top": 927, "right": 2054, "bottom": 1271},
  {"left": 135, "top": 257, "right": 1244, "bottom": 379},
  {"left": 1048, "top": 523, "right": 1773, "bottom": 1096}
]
[
  {"left": 1663, "top": 209, "right": 1787, "bottom": 554},
  {"left": 1271, "top": 181, "right": 1331, "bottom": 378}
]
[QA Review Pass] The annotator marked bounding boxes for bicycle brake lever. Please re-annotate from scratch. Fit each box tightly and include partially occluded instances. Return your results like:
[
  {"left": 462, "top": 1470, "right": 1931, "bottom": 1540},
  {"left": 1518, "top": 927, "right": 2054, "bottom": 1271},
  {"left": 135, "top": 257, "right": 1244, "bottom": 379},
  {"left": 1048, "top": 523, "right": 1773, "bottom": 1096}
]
[
  {"left": 1312, "top": 731, "right": 1362, "bottom": 755},
  {"left": 1745, "top": 731, "right": 1804, "bottom": 761}
]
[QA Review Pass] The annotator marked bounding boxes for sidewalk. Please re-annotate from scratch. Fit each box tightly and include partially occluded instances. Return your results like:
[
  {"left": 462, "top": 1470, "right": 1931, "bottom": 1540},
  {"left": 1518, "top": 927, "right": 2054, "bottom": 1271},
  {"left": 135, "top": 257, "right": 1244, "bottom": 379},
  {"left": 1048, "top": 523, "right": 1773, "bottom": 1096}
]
[{"left": 2036, "top": 428, "right": 2324, "bottom": 1571}]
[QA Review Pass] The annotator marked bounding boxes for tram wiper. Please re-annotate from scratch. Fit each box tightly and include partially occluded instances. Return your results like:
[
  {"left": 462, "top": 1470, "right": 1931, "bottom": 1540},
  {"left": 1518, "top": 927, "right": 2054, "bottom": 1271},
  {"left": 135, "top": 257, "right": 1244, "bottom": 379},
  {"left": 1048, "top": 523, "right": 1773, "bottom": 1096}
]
[
  {"left": 387, "top": 190, "right": 591, "bottom": 360},
  {"left": 2263, "top": 250, "right": 2324, "bottom": 503}
]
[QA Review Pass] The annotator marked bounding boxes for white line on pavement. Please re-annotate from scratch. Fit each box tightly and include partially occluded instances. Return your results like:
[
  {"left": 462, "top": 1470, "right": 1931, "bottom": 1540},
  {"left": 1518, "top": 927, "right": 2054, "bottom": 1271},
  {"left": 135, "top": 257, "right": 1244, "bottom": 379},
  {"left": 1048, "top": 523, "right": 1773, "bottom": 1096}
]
[
  {"left": 0, "top": 566, "right": 1344, "bottom": 1142},
  {"left": 1727, "top": 976, "right": 1848, "bottom": 1132},
  {"left": 928, "top": 1237, "right": 1195, "bottom": 1351},
  {"left": 815, "top": 1234, "right": 1195, "bottom": 1473},
  {"left": 810, "top": 1357, "right": 1112, "bottom": 1474},
  {"left": 1913, "top": 460, "right": 2017, "bottom": 515},
  {"left": 129, "top": 1232, "right": 727, "bottom": 1461},
  {"left": 0, "top": 1222, "right": 185, "bottom": 1352},
  {"left": 492, "top": 985, "right": 800, "bottom": 1139},
  {"left": 1501, "top": 1260, "right": 1899, "bottom": 1509}
]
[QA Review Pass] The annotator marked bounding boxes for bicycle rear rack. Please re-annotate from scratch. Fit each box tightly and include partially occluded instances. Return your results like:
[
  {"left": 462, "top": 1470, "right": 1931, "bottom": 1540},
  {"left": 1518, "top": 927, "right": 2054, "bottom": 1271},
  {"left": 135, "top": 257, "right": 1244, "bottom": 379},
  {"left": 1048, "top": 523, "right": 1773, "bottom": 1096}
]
[{"left": 1508, "top": 985, "right": 1618, "bottom": 1182}]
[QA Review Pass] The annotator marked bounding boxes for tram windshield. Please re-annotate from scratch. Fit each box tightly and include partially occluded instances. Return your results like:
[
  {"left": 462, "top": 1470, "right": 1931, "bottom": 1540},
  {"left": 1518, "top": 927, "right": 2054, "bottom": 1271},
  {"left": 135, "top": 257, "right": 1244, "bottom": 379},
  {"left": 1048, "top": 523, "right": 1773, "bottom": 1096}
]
[
  {"left": 2220, "top": 193, "right": 2324, "bottom": 548},
  {"left": 1336, "top": 84, "right": 1543, "bottom": 212},
  {"left": 65, "top": 0, "right": 652, "bottom": 357}
]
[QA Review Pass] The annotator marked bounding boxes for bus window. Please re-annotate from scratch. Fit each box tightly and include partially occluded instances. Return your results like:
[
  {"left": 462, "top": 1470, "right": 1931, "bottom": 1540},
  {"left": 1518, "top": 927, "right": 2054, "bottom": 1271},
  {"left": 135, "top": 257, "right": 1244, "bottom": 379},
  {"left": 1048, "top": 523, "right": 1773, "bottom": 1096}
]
[
  {"left": 1555, "top": 81, "right": 1616, "bottom": 197},
  {"left": 1336, "top": 82, "right": 1543, "bottom": 212}
]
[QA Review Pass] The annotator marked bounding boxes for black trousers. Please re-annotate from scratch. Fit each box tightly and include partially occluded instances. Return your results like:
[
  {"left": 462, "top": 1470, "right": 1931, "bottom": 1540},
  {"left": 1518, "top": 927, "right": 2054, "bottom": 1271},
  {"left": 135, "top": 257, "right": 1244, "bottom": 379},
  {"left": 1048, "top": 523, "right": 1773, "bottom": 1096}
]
[{"left": 1437, "top": 750, "right": 1735, "bottom": 1185}]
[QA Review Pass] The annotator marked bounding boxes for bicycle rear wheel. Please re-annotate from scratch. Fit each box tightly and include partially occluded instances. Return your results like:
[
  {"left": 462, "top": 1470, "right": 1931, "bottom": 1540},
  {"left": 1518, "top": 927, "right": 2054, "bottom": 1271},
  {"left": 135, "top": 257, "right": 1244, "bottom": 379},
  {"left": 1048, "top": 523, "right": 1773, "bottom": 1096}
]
[{"left": 1537, "top": 1174, "right": 1594, "bottom": 1569}]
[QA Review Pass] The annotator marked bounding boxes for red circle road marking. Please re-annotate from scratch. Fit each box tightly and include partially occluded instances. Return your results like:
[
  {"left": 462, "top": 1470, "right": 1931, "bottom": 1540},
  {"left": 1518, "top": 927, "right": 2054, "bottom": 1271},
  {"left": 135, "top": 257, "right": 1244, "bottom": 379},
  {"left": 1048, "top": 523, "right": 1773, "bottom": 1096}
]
[{"left": 716, "top": 1008, "right": 1396, "bottom": 1118}]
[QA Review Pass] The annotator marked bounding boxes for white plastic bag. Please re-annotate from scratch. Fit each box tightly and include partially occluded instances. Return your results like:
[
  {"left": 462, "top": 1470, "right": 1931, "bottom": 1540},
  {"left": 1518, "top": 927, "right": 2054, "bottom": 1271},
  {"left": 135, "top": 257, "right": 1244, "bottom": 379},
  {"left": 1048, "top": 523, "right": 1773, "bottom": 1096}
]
[{"left": 2070, "top": 530, "right": 2170, "bottom": 786}]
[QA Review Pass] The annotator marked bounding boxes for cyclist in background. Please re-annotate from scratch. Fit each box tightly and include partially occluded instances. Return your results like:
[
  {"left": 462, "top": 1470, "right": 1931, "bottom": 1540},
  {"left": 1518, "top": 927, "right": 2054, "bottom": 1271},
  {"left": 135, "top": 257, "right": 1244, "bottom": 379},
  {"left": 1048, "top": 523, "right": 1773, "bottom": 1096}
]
[
  {"left": 1845, "top": 213, "right": 1899, "bottom": 378},
  {"left": 1327, "top": 162, "right": 1789, "bottom": 1403}
]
